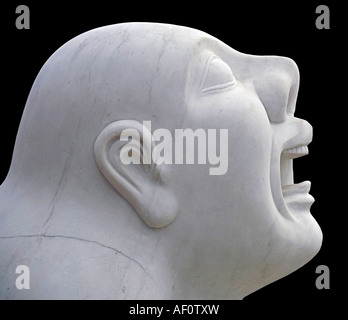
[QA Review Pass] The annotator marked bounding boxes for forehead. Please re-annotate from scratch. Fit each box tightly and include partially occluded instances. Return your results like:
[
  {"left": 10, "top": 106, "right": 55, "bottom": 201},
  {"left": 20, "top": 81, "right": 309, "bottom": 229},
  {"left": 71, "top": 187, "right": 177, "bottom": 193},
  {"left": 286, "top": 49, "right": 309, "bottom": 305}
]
[
  {"left": 75, "top": 23, "right": 246, "bottom": 129},
  {"left": 113, "top": 23, "right": 235, "bottom": 68}
]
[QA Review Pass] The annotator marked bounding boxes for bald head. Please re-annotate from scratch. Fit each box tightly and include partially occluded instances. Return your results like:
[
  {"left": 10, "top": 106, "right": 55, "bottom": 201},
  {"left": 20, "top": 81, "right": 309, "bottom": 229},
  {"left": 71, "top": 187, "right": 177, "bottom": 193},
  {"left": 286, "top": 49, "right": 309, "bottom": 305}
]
[{"left": 1, "top": 22, "right": 321, "bottom": 299}]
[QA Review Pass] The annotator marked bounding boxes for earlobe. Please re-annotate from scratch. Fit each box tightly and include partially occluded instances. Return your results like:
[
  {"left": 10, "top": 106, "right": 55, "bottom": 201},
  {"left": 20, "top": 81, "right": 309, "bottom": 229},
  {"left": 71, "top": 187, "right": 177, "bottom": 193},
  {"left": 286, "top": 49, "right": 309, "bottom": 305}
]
[{"left": 94, "top": 120, "right": 179, "bottom": 228}]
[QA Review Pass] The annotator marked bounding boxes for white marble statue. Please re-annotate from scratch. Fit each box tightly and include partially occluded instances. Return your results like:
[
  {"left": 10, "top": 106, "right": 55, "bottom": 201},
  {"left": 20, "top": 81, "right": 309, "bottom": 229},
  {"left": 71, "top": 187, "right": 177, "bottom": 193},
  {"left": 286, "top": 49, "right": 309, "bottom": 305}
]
[{"left": 0, "top": 22, "right": 322, "bottom": 299}]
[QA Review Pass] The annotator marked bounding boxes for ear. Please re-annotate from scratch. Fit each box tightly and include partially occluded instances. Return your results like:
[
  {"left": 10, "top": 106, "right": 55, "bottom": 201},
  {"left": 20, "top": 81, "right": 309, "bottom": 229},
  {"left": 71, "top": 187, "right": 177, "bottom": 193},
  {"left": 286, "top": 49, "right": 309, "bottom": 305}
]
[{"left": 94, "top": 120, "right": 179, "bottom": 228}]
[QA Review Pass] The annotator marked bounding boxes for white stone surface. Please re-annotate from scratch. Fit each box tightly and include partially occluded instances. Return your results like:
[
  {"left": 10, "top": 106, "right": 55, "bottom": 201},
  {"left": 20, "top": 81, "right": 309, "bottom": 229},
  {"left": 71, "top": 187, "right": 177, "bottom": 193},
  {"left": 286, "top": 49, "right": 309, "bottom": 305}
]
[{"left": 0, "top": 22, "right": 322, "bottom": 299}]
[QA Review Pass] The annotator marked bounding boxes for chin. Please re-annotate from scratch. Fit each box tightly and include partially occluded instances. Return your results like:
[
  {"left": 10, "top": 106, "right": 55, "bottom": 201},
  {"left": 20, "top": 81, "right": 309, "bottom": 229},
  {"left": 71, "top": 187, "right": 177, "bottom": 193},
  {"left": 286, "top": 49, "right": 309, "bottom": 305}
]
[{"left": 272, "top": 210, "right": 323, "bottom": 281}]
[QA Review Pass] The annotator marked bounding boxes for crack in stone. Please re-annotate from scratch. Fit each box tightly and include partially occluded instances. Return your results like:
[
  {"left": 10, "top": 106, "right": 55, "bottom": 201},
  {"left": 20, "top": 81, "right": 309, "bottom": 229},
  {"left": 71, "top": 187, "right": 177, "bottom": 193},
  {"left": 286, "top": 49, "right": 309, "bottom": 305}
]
[{"left": 0, "top": 234, "right": 153, "bottom": 280}]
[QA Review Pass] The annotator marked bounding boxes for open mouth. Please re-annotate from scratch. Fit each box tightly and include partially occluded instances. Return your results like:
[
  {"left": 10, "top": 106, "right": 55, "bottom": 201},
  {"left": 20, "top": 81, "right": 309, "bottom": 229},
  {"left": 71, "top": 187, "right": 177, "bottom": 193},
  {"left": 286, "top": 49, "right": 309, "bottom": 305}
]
[{"left": 278, "top": 144, "right": 314, "bottom": 217}]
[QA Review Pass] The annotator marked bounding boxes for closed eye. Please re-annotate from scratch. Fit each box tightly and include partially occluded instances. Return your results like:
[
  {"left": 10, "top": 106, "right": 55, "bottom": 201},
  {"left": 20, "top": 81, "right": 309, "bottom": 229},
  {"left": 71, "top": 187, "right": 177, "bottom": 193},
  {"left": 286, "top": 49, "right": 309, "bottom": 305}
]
[{"left": 201, "top": 55, "right": 236, "bottom": 94}]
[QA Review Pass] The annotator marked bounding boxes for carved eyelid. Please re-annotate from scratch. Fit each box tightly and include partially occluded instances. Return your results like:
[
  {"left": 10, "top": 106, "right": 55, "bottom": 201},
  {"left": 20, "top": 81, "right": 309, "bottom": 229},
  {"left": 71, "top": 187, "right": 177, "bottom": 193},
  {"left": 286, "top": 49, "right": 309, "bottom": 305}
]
[{"left": 200, "top": 55, "right": 237, "bottom": 94}]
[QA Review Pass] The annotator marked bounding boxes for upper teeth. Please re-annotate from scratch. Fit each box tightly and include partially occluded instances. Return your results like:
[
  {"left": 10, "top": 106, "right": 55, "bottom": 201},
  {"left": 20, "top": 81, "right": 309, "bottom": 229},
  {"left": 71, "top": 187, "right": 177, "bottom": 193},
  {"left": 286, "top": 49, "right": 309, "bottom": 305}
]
[{"left": 283, "top": 145, "right": 308, "bottom": 158}]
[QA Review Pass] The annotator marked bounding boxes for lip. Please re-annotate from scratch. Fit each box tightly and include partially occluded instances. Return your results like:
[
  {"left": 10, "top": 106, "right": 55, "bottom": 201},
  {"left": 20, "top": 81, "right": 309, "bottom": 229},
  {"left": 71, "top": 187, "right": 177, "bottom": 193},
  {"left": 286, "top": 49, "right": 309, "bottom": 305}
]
[{"left": 282, "top": 180, "right": 314, "bottom": 211}]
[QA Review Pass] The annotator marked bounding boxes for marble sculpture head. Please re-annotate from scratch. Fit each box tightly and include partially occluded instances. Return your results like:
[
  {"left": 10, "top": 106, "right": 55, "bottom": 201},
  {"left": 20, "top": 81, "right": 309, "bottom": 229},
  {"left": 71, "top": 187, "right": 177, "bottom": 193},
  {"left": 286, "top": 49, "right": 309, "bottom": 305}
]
[{"left": 0, "top": 22, "right": 322, "bottom": 299}]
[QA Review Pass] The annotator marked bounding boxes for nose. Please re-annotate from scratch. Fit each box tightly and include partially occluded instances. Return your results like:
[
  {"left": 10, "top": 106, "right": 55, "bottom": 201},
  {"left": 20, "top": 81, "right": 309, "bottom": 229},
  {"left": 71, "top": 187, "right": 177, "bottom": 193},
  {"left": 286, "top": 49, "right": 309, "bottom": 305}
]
[
  {"left": 283, "top": 116, "right": 313, "bottom": 150},
  {"left": 252, "top": 56, "right": 300, "bottom": 124}
]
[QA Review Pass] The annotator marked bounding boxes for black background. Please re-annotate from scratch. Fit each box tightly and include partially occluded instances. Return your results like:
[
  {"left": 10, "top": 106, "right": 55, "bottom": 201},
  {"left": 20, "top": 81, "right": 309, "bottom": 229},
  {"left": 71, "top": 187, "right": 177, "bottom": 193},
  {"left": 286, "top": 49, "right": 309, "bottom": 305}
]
[{"left": 0, "top": 0, "right": 343, "bottom": 311}]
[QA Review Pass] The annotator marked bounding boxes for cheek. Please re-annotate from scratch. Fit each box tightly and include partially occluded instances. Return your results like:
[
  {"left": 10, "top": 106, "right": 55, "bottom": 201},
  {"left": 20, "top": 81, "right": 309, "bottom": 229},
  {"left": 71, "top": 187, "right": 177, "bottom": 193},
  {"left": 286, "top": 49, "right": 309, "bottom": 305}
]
[
  {"left": 185, "top": 89, "right": 274, "bottom": 208},
  {"left": 220, "top": 91, "right": 273, "bottom": 189}
]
